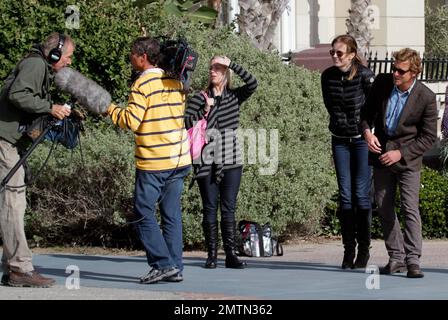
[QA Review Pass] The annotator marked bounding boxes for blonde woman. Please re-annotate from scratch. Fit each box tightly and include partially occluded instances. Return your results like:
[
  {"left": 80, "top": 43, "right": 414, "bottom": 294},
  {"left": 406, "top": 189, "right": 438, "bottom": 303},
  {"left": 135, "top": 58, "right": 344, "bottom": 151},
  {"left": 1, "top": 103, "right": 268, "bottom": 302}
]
[{"left": 185, "top": 56, "right": 257, "bottom": 269}]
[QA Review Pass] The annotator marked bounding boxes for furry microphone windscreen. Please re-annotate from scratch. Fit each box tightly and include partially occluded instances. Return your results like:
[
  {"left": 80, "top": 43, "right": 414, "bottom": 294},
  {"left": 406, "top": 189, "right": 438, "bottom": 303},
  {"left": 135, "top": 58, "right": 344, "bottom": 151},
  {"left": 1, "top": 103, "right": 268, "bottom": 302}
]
[{"left": 55, "top": 67, "right": 112, "bottom": 115}]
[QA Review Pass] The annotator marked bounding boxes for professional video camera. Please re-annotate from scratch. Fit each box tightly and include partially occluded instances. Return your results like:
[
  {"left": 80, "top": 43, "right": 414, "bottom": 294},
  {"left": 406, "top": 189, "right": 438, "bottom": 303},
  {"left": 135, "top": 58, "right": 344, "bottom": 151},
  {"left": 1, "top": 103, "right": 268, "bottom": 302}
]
[
  {"left": 127, "top": 38, "right": 198, "bottom": 91},
  {"left": 26, "top": 104, "right": 85, "bottom": 149},
  {"left": 0, "top": 104, "right": 85, "bottom": 189},
  {"left": 1, "top": 65, "right": 111, "bottom": 190},
  {"left": 158, "top": 37, "right": 199, "bottom": 92}
]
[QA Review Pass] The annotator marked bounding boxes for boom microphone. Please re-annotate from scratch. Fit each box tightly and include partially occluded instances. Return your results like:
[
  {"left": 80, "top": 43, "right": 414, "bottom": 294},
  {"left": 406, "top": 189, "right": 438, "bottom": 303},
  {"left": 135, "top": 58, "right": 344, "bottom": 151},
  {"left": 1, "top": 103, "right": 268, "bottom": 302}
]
[{"left": 55, "top": 67, "right": 111, "bottom": 115}]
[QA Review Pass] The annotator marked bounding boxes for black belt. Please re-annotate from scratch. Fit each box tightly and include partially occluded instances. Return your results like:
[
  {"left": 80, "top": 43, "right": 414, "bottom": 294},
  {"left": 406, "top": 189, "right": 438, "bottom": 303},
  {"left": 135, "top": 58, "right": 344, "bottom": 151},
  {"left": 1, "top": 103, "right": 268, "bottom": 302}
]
[{"left": 332, "top": 135, "right": 364, "bottom": 143}]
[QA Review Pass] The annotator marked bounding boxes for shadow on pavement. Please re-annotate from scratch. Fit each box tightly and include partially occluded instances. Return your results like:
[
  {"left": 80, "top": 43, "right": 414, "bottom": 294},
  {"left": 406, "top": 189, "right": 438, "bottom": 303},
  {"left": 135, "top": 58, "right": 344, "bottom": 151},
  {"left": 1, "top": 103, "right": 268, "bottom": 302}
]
[
  {"left": 47, "top": 254, "right": 146, "bottom": 263},
  {"left": 35, "top": 266, "right": 142, "bottom": 284},
  {"left": 33, "top": 254, "right": 448, "bottom": 287}
]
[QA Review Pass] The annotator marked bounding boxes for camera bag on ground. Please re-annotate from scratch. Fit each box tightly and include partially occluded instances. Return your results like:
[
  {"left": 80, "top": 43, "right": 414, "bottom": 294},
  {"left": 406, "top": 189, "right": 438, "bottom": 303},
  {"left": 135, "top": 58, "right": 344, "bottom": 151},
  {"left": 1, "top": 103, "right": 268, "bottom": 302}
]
[{"left": 236, "top": 220, "right": 284, "bottom": 257}]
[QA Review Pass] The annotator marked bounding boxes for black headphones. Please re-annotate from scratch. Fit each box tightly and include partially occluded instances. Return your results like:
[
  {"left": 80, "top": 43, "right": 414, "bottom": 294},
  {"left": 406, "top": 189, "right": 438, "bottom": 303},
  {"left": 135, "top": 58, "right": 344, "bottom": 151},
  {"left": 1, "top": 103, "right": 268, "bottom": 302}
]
[{"left": 47, "top": 33, "right": 65, "bottom": 64}]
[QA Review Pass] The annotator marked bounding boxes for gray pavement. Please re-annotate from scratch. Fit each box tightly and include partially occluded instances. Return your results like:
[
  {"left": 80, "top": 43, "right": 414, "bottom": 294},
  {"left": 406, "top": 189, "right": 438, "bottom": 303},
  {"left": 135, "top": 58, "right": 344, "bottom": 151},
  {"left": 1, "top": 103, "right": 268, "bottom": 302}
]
[{"left": 1, "top": 239, "right": 448, "bottom": 300}]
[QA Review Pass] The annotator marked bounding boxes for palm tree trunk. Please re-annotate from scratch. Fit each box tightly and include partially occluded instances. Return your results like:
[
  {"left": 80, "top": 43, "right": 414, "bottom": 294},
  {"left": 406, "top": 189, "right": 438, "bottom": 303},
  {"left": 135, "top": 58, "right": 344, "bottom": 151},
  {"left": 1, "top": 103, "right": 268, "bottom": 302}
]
[
  {"left": 238, "top": 0, "right": 290, "bottom": 51},
  {"left": 346, "top": 0, "right": 374, "bottom": 59},
  {"left": 207, "top": 0, "right": 224, "bottom": 26},
  {"left": 207, "top": 0, "right": 221, "bottom": 11}
]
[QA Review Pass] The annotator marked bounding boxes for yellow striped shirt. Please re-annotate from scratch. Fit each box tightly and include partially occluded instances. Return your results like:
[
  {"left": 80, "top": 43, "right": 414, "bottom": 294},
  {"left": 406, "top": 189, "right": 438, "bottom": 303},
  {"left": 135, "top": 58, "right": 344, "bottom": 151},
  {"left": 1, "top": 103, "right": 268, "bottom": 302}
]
[{"left": 108, "top": 68, "right": 191, "bottom": 171}]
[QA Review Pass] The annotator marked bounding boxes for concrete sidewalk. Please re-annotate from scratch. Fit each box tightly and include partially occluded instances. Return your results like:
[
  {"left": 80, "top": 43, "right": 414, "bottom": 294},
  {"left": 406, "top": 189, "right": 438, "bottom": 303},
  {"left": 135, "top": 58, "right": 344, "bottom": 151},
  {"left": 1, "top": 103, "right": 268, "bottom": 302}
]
[{"left": 1, "top": 239, "right": 447, "bottom": 300}]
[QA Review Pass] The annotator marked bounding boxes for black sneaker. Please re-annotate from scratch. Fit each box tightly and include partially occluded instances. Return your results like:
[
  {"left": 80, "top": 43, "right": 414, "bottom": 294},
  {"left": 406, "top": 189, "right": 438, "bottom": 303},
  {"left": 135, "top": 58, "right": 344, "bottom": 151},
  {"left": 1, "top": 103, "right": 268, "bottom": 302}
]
[
  {"left": 140, "top": 266, "right": 179, "bottom": 284},
  {"left": 163, "top": 273, "right": 183, "bottom": 282}
]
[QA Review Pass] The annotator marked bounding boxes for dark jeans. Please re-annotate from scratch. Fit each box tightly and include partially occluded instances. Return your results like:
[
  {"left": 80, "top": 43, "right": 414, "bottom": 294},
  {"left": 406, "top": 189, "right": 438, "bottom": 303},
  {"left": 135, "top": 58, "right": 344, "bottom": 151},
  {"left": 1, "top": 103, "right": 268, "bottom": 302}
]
[
  {"left": 134, "top": 166, "right": 190, "bottom": 272},
  {"left": 197, "top": 166, "right": 242, "bottom": 225},
  {"left": 332, "top": 136, "right": 371, "bottom": 210}
]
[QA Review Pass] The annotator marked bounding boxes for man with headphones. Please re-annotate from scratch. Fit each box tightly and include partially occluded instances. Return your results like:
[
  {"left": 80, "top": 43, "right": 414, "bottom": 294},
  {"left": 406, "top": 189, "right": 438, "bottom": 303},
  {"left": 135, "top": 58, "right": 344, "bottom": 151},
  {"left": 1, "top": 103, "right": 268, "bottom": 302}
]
[{"left": 0, "top": 32, "right": 75, "bottom": 288}]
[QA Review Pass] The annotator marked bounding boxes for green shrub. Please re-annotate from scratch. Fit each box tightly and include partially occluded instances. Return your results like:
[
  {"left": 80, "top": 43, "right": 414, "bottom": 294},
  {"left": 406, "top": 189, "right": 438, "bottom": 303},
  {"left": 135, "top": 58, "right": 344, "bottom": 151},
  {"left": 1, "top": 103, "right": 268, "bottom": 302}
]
[
  {"left": 420, "top": 167, "right": 448, "bottom": 238},
  {"left": 1, "top": 0, "right": 337, "bottom": 248},
  {"left": 26, "top": 120, "right": 138, "bottom": 247},
  {"left": 0, "top": 0, "right": 146, "bottom": 102},
  {"left": 179, "top": 25, "right": 337, "bottom": 242},
  {"left": 322, "top": 166, "right": 448, "bottom": 239}
]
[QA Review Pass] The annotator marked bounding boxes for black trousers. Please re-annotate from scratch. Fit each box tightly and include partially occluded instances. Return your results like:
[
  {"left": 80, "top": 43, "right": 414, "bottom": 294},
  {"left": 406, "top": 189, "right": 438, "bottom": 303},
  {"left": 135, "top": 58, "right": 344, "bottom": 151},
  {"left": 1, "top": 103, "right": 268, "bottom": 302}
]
[{"left": 197, "top": 166, "right": 242, "bottom": 225}]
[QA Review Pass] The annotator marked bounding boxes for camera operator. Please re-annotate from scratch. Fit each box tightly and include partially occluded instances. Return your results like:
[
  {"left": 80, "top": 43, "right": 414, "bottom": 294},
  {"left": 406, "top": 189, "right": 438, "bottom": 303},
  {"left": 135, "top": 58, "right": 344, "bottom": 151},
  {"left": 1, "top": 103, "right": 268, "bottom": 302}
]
[
  {"left": 0, "top": 32, "right": 74, "bottom": 287},
  {"left": 105, "top": 37, "right": 191, "bottom": 284}
]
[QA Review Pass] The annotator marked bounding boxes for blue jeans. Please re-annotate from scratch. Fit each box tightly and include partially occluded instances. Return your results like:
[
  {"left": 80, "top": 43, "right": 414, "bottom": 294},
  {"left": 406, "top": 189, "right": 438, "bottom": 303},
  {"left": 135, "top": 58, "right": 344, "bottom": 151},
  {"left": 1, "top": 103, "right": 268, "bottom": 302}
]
[
  {"left": 134, "top": 166, "right": 190, "bottom": 272},
  {"left": 332, "top": 136, "right": 371, "bottom": 210},
  {"left": 197, "top": 167, "right": 242, "bottom": 225}
]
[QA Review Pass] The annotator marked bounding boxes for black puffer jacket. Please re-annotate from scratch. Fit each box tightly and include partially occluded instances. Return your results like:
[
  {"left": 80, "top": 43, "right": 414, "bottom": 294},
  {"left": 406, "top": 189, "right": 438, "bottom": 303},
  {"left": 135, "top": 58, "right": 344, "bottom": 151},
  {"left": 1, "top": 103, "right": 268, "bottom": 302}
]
[{"left": 321, "top": 64, "right": 375, "bottom": 137}]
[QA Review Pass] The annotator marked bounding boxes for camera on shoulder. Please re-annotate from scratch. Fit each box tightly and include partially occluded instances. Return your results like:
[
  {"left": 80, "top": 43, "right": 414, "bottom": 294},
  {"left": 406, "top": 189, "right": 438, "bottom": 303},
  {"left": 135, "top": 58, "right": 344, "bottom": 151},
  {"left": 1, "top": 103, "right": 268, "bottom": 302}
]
[{"left": 158, "top": 38, "right": 199, "bottom": 92}]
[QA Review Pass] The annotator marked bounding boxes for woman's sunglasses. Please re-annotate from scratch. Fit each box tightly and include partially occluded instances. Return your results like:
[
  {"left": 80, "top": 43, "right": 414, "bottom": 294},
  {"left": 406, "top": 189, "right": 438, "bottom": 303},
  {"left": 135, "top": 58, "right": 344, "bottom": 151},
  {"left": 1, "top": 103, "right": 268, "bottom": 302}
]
[
  {"left": 391, "top": 66, "right": 411, "bottom": 75},
  {"left": 329, "top": 49, "right": 346, "bottom": 58}
]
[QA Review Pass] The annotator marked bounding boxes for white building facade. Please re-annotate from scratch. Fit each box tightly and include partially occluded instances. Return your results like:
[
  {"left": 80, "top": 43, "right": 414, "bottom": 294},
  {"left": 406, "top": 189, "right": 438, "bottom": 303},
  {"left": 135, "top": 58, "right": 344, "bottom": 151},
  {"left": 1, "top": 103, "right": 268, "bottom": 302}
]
[
  {"left": 226, "top": 0, "right": 427, "bottom": 56},
  {"left": 279, "top": 0, "right": 427, "bottom": 56}
]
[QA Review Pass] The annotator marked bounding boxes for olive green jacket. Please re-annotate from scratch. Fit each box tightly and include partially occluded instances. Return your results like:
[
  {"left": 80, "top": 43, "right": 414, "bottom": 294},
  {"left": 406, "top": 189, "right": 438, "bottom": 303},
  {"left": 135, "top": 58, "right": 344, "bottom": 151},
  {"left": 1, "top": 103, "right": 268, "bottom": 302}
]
[{"left": 0, "top": 49, "right": 52, "bottom": 145}]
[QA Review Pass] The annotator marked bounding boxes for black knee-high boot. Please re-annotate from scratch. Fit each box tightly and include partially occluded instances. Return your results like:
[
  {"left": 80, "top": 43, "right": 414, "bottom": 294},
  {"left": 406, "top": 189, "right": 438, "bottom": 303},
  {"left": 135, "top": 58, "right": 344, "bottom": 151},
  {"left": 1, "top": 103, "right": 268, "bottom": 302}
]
[
  {"left": 354, "top": 208, "right": 371, "bottom": 268},
  {"left": 221, "top": 220, "right": 246, "bottom": 269},
  {"left": 202, "top": 220, "right": 218, "bottom": 268},
  {"left": 339, "top": 208, "right": 356, "bottom": 269}
]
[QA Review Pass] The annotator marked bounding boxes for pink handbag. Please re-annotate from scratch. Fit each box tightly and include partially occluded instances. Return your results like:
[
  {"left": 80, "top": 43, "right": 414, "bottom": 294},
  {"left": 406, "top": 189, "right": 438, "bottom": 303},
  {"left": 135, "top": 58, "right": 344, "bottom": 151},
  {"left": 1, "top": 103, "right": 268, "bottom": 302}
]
[{"left": 187, "top": 91, "right": 209, "bottom": 160}]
